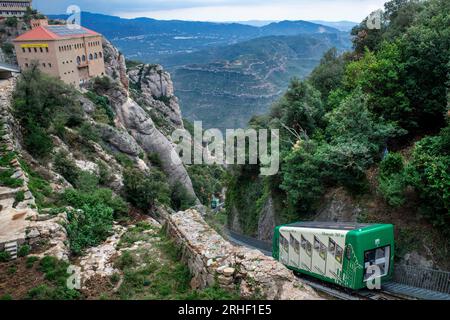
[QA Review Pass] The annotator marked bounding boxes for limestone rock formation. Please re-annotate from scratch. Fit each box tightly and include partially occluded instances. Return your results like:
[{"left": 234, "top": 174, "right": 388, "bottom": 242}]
[
  {"left": 100, "top": 40, "right": 198, "bottom": 201},
  {"left": 128, "top": 64, "right": 184, "bottom": 131}
]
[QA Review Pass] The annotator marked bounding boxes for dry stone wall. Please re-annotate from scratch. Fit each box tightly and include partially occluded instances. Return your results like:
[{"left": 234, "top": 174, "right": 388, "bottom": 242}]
[{"left": 163, "top": 208, "right": 320, "bottom": 300}]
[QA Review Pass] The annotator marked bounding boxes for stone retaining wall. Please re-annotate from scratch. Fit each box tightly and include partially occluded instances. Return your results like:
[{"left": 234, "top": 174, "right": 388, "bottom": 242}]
[{"left": 163, "top": 208, "right": 320, "bottom": 300}]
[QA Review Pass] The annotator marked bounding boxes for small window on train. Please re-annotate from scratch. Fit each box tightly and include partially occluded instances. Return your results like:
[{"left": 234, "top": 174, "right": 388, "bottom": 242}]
[
  {"left": 290, "top": 234, "right": 300, "bottom": 255},
  {"left": 335, "top": 244, "right": 343, "bottom": 264},
  {"left": 314, "top": 236, "right": 320, "bottom": 251},
  {"left": 301, "top": 235, "right": 307, "bottom": 250},
  {"left": 319, "top": 243, "right": 327, "bottom": 260},
  {"left": 328, "top": 238, "right": 336, "bottom": 255},
  {"left": 306, "top": 241, "right": 312, "bottom": 257}
]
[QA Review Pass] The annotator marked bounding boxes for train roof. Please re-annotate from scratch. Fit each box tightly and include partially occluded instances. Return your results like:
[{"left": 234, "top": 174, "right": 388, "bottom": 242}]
[{"left": 284, "top": 221, "right": 381, "bottom": 231}]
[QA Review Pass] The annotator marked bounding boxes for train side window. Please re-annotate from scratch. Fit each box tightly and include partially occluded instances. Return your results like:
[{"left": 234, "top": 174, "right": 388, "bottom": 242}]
[
  {"left": 328, "top": 238, "right": 336, "bottom": 256},
  {"left": 335, "top": 244, "right": 343, "bottom": 264},
  {"left": 319, "top": 242, "right": 327, "bottom": 260},
  {"left": 314, "top": 236, "right": 320, "bottom": 251},
  {"left": 290, "top": 234, "right": 300, "bottom": 255}
]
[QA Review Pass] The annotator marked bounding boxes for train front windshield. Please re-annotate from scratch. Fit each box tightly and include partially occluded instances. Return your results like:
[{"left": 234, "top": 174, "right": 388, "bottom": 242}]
[{"left": 363, "top": 245, "right": 390, "bottom": 281}]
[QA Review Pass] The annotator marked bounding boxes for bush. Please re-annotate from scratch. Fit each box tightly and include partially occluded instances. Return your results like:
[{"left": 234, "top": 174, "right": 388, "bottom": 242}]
[
  {"left": 378, "top": 173, "right": 406, "bottom": 207},
  {"left": 61, "top": 188, "right": 127, "bottom": 218},
  {"left": 75, "top": 171, "right": 99, "bottom": 192},
  {"left": 65, "top": 204, "right": 114, "bottom": 255},
  {"left": 405, "top": 126, "right": 450, "bottom": 231},
  {"left": 171, "top": 182, "right": 196, "bottom": 211},
  {"left": 5, "top": 17, "right": 18, "bottom": 27},
  {"left": 26, "top": 257, "right": 80, "bottom": 300},
  {"left": 18, "top": 245, "right": 31, "bottom": 257},
  {"left": 0, "top": 169, "right": 23, "bottom": 188},
  {"left": 13, "top": 66, "right": 83, "bottom": 158},
  {"left": 123, "top": 168, "right": 171, "bottom": 210},
  {"left": 0, "top": 250, "right": 11, "bottom": 262},
  {"left": 53, "top": 151, "right": 80, "bottom": 185},
  {"left": 23, "top": 124, "right": 53, "bottom": 158},
  {"left": 380, "top": 152, "right": 404, "bottom": 178}
]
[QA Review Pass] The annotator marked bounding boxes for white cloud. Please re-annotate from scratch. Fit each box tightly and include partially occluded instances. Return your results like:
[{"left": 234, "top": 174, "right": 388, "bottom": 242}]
[{"left": 35, "top": 0, "right": 387, "bottom": 22}]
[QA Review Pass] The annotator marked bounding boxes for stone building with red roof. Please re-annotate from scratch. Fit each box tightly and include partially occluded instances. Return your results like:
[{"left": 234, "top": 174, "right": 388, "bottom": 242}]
[{"left": 13, "top": 20, "right": 105, "bottom": 87}]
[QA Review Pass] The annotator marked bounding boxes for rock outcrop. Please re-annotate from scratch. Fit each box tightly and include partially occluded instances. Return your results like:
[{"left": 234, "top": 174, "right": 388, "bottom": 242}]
[
  {"left": 128, "top": 64, "right": 184, "bottom": 131},
  {"left": 100, "top": 40, "right": 198, "bottom": 201},
  {"left": 163, "top": 208, "right": 320, "bottom": 300}
]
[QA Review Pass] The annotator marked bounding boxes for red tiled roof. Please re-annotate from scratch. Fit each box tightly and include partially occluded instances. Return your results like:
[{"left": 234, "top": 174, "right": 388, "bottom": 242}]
[{"left": 14, "top": 25, "right": 100, "bottom": 42}]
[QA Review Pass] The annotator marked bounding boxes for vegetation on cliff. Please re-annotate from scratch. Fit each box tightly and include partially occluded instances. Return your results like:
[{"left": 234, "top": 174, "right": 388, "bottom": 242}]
[{"left": 225, "top": 0, "right": 450, "bottom": 263}]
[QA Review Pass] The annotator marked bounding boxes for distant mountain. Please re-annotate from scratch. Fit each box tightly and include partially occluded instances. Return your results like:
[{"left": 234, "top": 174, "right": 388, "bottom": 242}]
[
  {"left": 48, "top": 12, "right": 351, "bottom": 130},
  {"left": 309, "top": 20, "right": 358, "bottom": 32},
  {"left": 48, "top": 12, "right": 342, "bottom": 61},
  {"left": 166, "top": 33, "right": 351, "bottom": 130}
]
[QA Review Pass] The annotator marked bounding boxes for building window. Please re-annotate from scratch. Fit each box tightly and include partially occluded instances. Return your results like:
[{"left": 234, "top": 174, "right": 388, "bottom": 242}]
[
  {"left": 48, "top": 63, "right": 52, "bottom": 68},
  {"left": 28, "top": 48, "right": 31, "bottom": 53},
  {"left": 40, "top": 47, "right": 43, "bottom": 53},
  {"left": 42, "top": 63, "right": 46, "bottom": 67},
  {"left": 76, "top": 56, "right": 81, "bottom": 65},
  {"left": 46, "top": 47, "right": 49, "bottom": 53},
  {"left": 22, "top": 48, "right": 25, "bottom": 53},
  {"left": 94, "top": 53, "right": 98, "bottom": 59},
  {"left": 99, "top": 52, "right": 103, "bottom": 58},
  {"left": 82, "top": 55, "right": 86, "bottom": 62},
  {"left": 89, "top": 54, "right": 93, "bottom": 60}
]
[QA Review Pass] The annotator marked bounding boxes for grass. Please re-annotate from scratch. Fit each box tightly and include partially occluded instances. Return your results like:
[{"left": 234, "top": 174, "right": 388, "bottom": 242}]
[
  {"left": 26, "top": 256, "right": 80, "bottom": 300},
  {"left": 0, "top": 169, "right": 23, "bottom": 188},
  {"left": 112, "top": 222, "right": 239, "bottom": 300}
]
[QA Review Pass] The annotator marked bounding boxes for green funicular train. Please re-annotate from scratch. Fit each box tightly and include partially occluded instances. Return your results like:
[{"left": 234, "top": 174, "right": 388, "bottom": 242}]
[{"left": 273, "top": 222, "right": 394, "bottom": 290}]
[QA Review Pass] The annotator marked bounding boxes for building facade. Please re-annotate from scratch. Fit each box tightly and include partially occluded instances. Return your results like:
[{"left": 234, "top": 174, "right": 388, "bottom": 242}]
[
  {"left": 13, "top": 22, "right": 105, "bottom": 87},
  {"left": 0, "top": 0, "right": 32, "bottom": 18}
]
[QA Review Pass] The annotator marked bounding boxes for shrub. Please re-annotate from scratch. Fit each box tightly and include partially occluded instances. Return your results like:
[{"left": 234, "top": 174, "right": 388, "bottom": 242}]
[
  {"left": 75, "top": 171, "right": 99, "bottom": 192},
  {"left": 78, "top": 122, "right": 100, "bottom": 142},
  {"left": 0, "top": 169, "right": 23, "bottom": 188},
  {"left": 13, "top": 66, "right": 83, "bottom": 158},
  {"left": 5, "top": 17, "right": 18, "bottom": 27},
  {"left": 380, "top": 152, "right": 404, "bottom": 178},
  {"left": 61, "top": 188, "right": 127, "bottom": 218},
  {"left": 0, "top": 250, "right": 11, "bottom": 262},
  {"left": 65, "top": 204, "right": 114, "bottom": 255},
  {"left": 123, "top": 168, "right": 171, "bottom": 210},
  {"left": 1, "top": 42, "right": 14, "bottom": 56},
  {"left": 25, "top": 257, "right": 80, "bottom": 300},
  {"left": 53, "top": 151, "right": 80, "bottom": 185},
  {"left": 171, "top": 182, "right": 196, "bottom": 211},
  {"left": 14, "top": 190, "right": 25, "bottom": 204},
  {"left": 23, "top": 124, "right": 53, "bottom": 158},
  {"left": 378, "top": 173, "right": 406, "bottom": 207}
]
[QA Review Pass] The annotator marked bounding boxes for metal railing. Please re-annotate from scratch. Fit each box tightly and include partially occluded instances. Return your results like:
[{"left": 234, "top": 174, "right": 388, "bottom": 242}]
[{"left": 393, "top": 264, "right": 450, "bottom": 294}]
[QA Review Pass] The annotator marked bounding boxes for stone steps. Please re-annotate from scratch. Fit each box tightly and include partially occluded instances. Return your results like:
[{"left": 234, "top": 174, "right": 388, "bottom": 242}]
[{"left": 3, "top": 241, "right": 18, "bottom": 259}]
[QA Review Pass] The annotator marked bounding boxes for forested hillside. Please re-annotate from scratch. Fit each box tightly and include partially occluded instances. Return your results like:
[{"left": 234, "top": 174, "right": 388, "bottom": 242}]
[{"left": 225, "top": 0, "right": 449, "bottom": 269}]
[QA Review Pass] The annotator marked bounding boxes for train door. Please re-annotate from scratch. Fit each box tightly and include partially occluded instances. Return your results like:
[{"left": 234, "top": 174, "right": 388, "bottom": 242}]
[
  {"left": 312, "top": 235, "right": 327, "bottom": 276},
  {"left": 300, "top": 234, "right": 313, "bottom": 272},
  {"left": 289, "top": 232, "right": 301, "bottom": 268}
]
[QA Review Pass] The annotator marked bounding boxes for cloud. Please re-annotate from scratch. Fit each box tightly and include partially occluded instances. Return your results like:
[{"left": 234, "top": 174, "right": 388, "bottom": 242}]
[{"left": 34, "top": 0, "right": 386, "bottom": 22}]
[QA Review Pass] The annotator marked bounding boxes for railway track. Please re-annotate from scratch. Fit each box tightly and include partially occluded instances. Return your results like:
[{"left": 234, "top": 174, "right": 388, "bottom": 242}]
[{"left": 222, "top": 227, "right": 450, "bottom": 300}]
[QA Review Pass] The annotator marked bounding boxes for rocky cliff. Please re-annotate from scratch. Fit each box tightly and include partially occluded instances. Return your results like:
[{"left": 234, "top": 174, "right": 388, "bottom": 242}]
[{"left": 99, "top": 39, "right": 197, "bottom": 200}]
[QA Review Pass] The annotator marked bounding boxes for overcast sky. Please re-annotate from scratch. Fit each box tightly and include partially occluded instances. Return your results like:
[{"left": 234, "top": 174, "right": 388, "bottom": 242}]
[{"left": 34, "top": 0, "right": 386, "bottom": 22}]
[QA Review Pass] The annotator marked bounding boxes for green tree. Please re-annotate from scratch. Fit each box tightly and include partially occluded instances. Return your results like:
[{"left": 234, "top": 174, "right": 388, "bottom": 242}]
[{"left": 123, "top": 168, "right": 170, "bottom": 210}]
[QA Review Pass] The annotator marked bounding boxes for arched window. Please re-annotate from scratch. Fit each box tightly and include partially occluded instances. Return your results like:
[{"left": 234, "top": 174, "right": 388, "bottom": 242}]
[
  {"left": 94, "top": 53, "right": 98, "bottom": 59},
  {"left": 76, "top": 56, "right": 81, "bottom": 65},
  {"left": 82, "top": 55, "right": 86, "bottom": 62},
  {"left": 99, "top": 52, "right": 103, "bottom": 58},
  {"left": 89, "top": 54, "right": 93, "bottom": 60}
]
